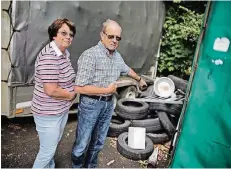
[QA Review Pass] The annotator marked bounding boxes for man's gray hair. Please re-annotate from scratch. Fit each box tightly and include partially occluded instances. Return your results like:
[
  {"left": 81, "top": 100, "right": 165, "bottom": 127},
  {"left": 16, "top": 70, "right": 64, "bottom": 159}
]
[{"left": 101, "top": 19, "right": 122, "bottom": 33}]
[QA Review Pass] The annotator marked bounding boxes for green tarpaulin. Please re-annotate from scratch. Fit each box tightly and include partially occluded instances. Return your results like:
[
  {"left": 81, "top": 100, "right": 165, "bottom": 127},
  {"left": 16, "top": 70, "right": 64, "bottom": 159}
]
[{"left": 171, "top": 1, "right": 231, "bottom": 167}]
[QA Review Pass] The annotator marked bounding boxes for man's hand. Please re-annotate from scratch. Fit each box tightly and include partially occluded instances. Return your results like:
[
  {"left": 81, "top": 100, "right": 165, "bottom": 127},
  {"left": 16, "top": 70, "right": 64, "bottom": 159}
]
[
  {"left": 139, "top": 78, "right": 147, "bottom": 90},
  {"left": 127, "top": 69, "right": 147, "bottom": 90},
  {"left": 107, "top": 82, "right": 117, "bottom": 94}
]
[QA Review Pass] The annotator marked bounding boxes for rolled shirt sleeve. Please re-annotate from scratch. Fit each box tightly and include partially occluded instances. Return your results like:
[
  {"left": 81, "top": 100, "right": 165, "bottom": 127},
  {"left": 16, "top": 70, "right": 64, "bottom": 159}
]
[
  {"left": 37, "top": 55, "right": 59, "bottom": 83},
  {"left": 75, "top": 51, "right": 95, "bottom": 86},
  {"left": 118, "top": 54, "right": 130, "bottom": 76}
]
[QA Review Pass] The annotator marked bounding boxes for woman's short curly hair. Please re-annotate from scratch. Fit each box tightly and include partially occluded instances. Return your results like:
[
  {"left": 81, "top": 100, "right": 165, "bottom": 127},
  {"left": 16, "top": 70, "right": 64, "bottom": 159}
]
[{"left": 48, "top": 18, "right": 76, "bottom": 41}]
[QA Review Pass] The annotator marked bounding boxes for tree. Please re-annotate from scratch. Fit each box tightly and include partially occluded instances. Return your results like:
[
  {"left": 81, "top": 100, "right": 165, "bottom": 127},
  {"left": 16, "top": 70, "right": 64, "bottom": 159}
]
[{"left": 158, "top": 1, "right": 207, "bottom": 79}]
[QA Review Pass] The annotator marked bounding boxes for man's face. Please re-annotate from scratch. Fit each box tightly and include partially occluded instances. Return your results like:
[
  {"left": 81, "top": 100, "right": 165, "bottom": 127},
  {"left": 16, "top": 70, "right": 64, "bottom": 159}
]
[
  {"left": 53, "top": 23, "right": 74, "bottom": 49},
  {"left": 101, "top": 24, "right": 122, "bottom": 51}
]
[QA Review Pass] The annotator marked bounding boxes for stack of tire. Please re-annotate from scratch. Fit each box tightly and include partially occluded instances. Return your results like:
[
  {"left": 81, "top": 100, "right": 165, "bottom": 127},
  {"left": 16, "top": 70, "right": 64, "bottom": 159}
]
[{"left": 107, "top": 75, "right": 187, "bottom": 161}]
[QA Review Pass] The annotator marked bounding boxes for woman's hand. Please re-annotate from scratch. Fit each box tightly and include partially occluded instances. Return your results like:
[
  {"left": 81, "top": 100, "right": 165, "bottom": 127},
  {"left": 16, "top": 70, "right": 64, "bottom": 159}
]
[
  {"left": 44, "top": 83, "right": 76, "bottom": 101},
  {"left": 68, "top": 92, "right": 77, "bottom": 101}
]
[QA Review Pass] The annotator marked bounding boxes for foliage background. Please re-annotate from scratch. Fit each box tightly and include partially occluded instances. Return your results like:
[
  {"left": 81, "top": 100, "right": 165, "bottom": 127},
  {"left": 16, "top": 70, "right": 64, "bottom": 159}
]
[{"left": 158, "top": 1, "right": 207, "bottom": 79}]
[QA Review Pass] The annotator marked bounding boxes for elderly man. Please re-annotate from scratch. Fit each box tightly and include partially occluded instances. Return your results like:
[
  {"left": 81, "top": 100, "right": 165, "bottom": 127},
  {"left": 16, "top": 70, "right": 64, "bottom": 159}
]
[{"left": 72, "top": 19, "right": 147, "bottom": 168}]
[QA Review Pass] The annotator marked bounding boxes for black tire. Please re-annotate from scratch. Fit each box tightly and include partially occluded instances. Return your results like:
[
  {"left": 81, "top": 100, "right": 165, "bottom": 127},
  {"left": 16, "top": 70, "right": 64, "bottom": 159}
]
[
  {"left": 146, "top": 132, "right": 170, "bottom": 144},
  {"left": 146, "top": 111, "right": 158, "bottom": 119},
  {"left": 131, "top": 118, "right": 162, "bottom": 133},
  {"left": 119, "top": 86, "right": 138, "bottom": 99},
  {"left": 116, "top": 98, "right": 149, "bottom": 120},
  {"left": 108, "top": 116, "right": 131, "bottom": 137},
  {"left": 139, "top": 85, "right": 155, "bottom": 98},
  {"left": 168, "top": 114, "right": 178, "bottom": 127},
  {"left": 149, "top": 102, "right": 182, "bottom": 116},
  {"left": 168, "top": 75, "right": 188, "bottom": 92},
  {"left": 112, "top": 111, "right": 117, "bottom": 116},
  {"left": 157, "top": 111, "right": 175, "bottom": 137},
  {"left": 117, "top": 132, "right": 154, "bottom": 161}
]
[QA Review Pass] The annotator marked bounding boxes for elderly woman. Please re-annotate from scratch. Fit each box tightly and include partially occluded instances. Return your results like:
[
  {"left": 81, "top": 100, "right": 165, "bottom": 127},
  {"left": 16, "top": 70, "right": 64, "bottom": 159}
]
[{"left": 31, "top": 18, "right": 76, "bottom": 168}]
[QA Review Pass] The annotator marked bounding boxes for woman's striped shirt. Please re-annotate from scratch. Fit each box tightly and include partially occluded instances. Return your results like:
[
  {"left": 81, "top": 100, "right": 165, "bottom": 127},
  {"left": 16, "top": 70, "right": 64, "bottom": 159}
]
[{"left": 31, "top": 41, "right": 76, "bottom": 115}]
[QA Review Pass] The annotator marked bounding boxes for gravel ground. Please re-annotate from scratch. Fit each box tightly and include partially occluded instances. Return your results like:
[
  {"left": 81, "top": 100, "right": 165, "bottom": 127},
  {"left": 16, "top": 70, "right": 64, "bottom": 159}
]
[{"left": 1, "top": 114, "right": 142, "bottom": 168}]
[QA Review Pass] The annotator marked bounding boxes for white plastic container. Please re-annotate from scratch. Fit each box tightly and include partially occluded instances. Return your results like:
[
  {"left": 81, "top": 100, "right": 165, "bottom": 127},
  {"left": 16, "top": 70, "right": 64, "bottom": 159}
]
[{"left": 128, "top": 127, "right": 146, "bottom": 150}]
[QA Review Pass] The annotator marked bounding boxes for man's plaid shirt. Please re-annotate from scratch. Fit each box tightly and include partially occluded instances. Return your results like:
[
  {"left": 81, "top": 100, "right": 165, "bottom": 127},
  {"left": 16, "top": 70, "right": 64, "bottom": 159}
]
[{"left": 75, "top": 41, "right": 130, "bottom": 89}]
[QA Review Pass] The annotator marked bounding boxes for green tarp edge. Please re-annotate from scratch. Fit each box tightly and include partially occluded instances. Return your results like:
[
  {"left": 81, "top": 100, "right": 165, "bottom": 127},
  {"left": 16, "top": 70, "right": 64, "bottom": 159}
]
[{"left": 171, "top": 1, "right": 231, "bottom": 167}]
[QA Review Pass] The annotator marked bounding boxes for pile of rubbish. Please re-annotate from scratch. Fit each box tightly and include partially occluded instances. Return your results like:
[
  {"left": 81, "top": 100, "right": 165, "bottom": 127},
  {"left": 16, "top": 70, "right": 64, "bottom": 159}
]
[{"left": 107, "top": 75, "right": 188, "bottom": 167}]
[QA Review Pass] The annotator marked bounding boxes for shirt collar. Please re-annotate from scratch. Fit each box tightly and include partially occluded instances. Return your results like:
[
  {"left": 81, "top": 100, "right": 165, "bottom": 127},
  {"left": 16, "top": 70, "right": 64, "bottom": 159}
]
[
  {"left": 98, "top": 41, "right": 117, "bottom": 57},
  {"left": 50, "top": 41, "right": 70, "bottom": 58}
]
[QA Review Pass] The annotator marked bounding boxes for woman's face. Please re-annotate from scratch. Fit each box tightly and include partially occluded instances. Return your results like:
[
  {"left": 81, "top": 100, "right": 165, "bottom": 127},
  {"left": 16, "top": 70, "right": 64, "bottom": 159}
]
[{"left": 53, "top": 23, "right": 74, "bottom": 50}]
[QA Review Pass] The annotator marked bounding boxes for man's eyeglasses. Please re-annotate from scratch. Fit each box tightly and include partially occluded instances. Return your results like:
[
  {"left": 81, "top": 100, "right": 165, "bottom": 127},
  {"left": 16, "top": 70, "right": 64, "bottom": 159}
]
[
  {"left": 103, "top": 32, "right": 122, "bottom": 41},
  {"left": 58, "top": 31, "right": 74, "bottom": 38}
]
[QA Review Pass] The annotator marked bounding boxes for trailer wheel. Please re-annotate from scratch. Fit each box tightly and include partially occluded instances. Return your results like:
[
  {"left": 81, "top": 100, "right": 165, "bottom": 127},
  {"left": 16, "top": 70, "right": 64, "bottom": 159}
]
[
  {"left": 119, "top": 86, "right": 137, "bottom": 99},
  {"left": 117, "top": 132, "right": 154, "bottom": 161}
]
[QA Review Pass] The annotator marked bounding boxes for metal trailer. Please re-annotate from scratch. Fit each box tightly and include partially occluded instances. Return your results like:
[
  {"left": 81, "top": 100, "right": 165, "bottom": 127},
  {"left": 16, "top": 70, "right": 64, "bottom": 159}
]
[{"left": 1, "top": 1, "right": 165, "bottom": 118}]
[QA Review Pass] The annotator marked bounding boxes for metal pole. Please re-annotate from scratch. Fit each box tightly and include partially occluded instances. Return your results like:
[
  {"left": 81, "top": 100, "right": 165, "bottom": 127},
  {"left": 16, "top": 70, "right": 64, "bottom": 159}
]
[{"left": 151, "top": 39, "right": 162, "bottom": 80}]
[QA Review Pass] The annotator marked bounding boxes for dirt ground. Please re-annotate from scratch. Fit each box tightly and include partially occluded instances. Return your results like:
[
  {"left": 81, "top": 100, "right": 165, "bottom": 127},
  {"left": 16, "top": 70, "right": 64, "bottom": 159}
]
[{"left": 1, "top": 114, "right": 144, "bottom": 168}]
